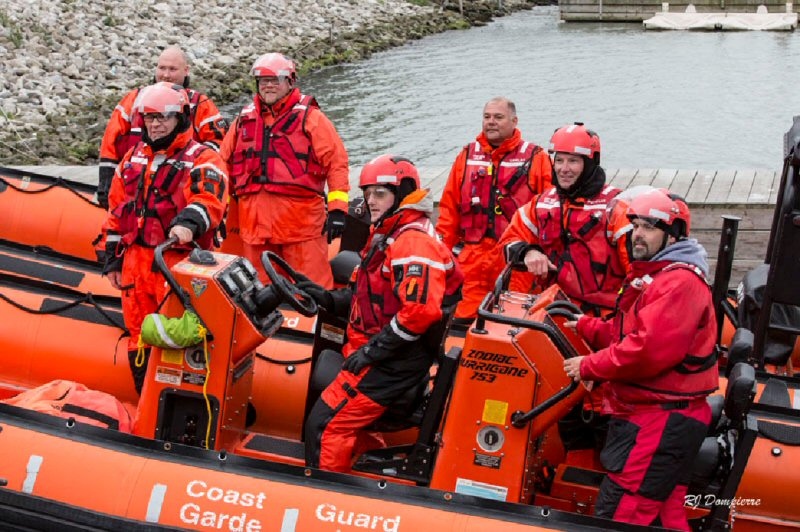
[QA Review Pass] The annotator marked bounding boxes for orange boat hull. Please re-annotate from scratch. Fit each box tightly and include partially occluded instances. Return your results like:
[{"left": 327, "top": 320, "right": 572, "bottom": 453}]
[
  {"left": 0, "top": 408, "right": 594, "bottom": 531},
  {"left": 0, "top": 169, "right": 104, "bottom": 262}
]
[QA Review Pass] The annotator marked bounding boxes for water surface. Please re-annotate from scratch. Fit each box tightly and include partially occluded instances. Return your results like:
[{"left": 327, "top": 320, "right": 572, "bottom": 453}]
[{"left": 298, "top": 6, "right": 799, "bottom": 170}]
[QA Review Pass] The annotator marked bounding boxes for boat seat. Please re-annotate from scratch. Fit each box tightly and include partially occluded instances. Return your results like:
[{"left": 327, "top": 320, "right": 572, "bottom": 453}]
[
  {"left": 726, "top": 328, "right": 754, "bottom": 376},
  {"left": 725, "top": 362, "right": 757, "bottom": 426},
  {"left": 707, "top": 394, "right": 725, "bottom": 433},
  {"left": 689, "top": 436, "right": 723, "bottom": 493},
  {"left": 689, "top": 362, "right": 757, "bottom": 503},
  {"left": 739, "top": 264, "right": 800, "bottom": 366},
  {"left": 310, "top": 349, "right": 430, "bottom": 432},
  {"left": 759, "top": 378, "right": 792, "bottom": 409},
  {"left": 329, "top": 251, "right": 360, "bottom": 286}
]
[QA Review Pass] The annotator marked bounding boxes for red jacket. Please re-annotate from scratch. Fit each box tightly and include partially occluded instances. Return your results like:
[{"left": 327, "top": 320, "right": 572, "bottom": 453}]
[
  {"left": 577, "top": 249, "right": 719, "bottom": 413},
  {"left": 345, "top": 190, "right": 463, "bottom": 355},
  {"left": 500, "top": 185, "right": 625, "bottom": 310}
]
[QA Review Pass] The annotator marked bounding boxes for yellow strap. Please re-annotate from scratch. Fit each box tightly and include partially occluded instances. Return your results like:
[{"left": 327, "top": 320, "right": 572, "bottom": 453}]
[
  {"left": 327, "top": 190, "right": 349, "bottom": 203},
  {"left": 199, "top": 325, "right": 213, "bottom": 451},
  {"left": 135, "top": 336, "right": 146, "bottom": 368}
]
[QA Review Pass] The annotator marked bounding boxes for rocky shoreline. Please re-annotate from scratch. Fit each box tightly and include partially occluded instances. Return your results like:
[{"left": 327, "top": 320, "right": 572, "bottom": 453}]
[{"left": 0, "top": 0, "right": 539, "bottom": 166}]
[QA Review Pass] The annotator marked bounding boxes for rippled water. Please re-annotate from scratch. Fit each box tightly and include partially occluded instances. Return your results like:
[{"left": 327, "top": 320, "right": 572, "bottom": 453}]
[{"left": 292, "top": 6, "right": 800, "bottom": 170}]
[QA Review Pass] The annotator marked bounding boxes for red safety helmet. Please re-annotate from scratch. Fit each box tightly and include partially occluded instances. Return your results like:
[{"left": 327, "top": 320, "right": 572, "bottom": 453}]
[
  {"left": 134, "top": 82, "right": 189, "bottom": 115},
  {"left": 359, "top": 154, "right": 420, "bottom": 190},
  {"left": 549, "top": 122, "right": 601, "bottom": 163},
  {"left": 664, "top": 191, "right": 691, "bottom": 237},
  {"left": 626, "top": 188, "right": 690, "bottom": 239},
  {"left": 250, "top": 53, "right": 296, "bottom": 82}
]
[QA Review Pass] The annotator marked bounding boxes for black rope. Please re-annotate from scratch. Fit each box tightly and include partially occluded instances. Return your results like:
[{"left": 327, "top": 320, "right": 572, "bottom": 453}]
[
  {"left": 0, "top": 290, "right": 126, "bottom": 331},
  {"left": 0, "top": 175, "right": 99, "bottom": 207}
]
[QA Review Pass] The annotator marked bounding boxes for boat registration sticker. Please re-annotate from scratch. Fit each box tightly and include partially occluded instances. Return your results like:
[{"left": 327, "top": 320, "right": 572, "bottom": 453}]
[
  {"left": 482, "top": 399, "right": 508, "bottom": 425},
  {"left": 155, "top": 366, "right": 182, "bottom": 385},
  {"left": 320, "top": 323, "right": 345, "bottom": 344},
  {"left": 454, "top": 477, "right": 508, "bottom": 501}
]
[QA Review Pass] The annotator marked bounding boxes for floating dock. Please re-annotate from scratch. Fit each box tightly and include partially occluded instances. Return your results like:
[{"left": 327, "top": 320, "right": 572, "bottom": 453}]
[{"left": 643, "top": 3, "right": 798, "bottom": 30}]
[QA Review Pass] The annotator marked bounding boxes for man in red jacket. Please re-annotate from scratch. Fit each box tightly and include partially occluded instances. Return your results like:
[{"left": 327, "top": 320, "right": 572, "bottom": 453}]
[
  {"left": 435, "top": 97, "right": 551, "bottom": 321},
  {"left": 563, "top": 188, "right": 718, "bottom": 531}
]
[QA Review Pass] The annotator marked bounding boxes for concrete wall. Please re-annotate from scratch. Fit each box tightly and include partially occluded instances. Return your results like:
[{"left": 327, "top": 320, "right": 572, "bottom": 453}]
[{"left": 559, "top": 0, "right": 794, "bottom": 21}]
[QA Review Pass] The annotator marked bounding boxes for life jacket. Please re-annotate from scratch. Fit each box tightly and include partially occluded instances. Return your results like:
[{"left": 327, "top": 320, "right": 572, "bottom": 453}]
[
  {"left": 112, "top": 139, "right": 214, "bottom": 249},
  {"left": 350, "top": 217, "right": 462, "bottom": 337},
  {"left": 534, "top": 185, "right": 624, "bottom": 310},
  {"left": 229, "top": 90, "right": 325, "bottom": 197},
  {"left": 114, "top": 89, "right": 202, "bottom": 160},
  {"left": 613, "top": 261, "right": 718, "bottom": 402},
  {"left": 3, "top": 380, "right": 132, "bottom": 433},
  {"left": 459, "top": 141, "right": 541, "bottom": 243}
]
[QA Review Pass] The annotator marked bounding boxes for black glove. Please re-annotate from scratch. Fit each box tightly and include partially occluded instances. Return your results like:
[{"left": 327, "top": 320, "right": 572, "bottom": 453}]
[
  {"left": 101, "top": 238, "right": 124, "bottom": 275},
  {"left": 341, "top": 347, "right": 372, "bottom": 375},
  {"left": 296, "top": 280, "right": 334, "bottom": 310},
  {"left": 97, "top": 166, "right": 115, "bottom": 210},
  {"left": 324, "top": 210, "right": 347, "bottom": 244}
]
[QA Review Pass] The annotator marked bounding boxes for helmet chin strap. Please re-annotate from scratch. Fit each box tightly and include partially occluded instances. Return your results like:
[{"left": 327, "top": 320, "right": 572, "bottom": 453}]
[{"left": 652, "top": 232, "right": 670, "bottom": 257}]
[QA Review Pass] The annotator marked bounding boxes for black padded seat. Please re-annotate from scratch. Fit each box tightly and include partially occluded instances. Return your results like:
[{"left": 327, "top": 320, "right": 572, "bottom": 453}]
[{"left": 707, "top": 394, "right": 725, "bottom": 433}]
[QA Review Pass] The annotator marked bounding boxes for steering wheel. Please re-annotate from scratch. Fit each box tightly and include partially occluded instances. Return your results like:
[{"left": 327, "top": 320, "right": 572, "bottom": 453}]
[{"left": 260, "top": 251, "right": 318, "bottom": 317}]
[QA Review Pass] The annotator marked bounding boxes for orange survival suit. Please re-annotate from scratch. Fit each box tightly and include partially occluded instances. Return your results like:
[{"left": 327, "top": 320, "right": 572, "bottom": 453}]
[
  {"left": 98, "top": 87, "right": 228, "bottom": 207},
  {"left": 102, "top": 127, "right": 228, "bottom": 394},
  {"left": 305, "top": 189, "right": 463, "bottom": 472},
  {"left": 220, "top": 87, "right": 350, "bottom": 288},
  {"left": 436, "top": 129, "right": 551, "bottom": 320}
]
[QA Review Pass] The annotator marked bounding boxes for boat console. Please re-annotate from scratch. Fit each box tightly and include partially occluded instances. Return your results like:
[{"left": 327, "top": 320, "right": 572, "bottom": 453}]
[{"left": 133, "top": 244, "right": 285, "bottom": 450}]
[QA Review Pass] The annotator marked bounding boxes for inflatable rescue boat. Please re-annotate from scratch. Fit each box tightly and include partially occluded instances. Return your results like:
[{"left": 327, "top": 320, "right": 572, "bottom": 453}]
[{"left": 2, "top": 113, "right": 800, "bottom": 531}]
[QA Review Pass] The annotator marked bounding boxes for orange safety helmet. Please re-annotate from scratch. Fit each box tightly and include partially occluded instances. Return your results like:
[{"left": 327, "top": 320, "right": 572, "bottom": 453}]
[
  {"left": 358, "top": 154, "right": 420, "bottom": 190},
  {"left": 250, "top": 53, "right": 296, "bottom": 82},
  {"left": 626, "top": 188, "right": 690, "bottom": 239},
  {"left": 134, "top": 82, "right": 190, "bottom": 115},
  {"left": 549, "top": 122, "right": 601, "bottom": 163}
]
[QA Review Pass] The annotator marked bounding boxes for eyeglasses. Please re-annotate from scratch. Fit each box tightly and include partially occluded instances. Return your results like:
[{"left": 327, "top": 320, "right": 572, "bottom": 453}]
[
  {"left": 363, "top": 186, "right": 394, "bottom": 201},
  {"left": 256, "top": 76, "right": 287, "bottom": 86},
  {"left": 142, "top": 112, "right": 178, "bottom": 124}
]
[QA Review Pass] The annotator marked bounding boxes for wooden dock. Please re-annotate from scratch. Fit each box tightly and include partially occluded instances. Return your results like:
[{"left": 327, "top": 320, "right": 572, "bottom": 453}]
[
  {"left": 10, "top": 165, "right": 779, "bottom": 287},
  {"left": 559, "top": 0, "right": 795, "bottom": 22}
]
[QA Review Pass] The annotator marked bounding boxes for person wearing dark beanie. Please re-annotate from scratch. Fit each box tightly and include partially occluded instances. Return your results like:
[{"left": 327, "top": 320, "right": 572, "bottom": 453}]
[{"left": 500, "top": 122, "right": 626, "bottom": 314}]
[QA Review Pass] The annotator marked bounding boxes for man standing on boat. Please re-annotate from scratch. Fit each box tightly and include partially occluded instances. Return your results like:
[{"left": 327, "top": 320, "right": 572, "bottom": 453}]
[
  {"left": 435, "top": 97, "right": 552, "bottom": 323},
  {"left": 301, "top": 155, "right": 462, "bottom": 473},
  {"left": 98, "top": 46, "right": 228, "bottom": 209},
  {"left": 499, "top": 122, "right": 625, "bottom": 314},
  {"left": 563, "top": 188, "right": 718, "bottom": 531},
  {"left": 220, "top": 52, "right": 350, "bottom": 288},
  {"left": 101, "top": 82, "right": 228, "bottom": 395}
]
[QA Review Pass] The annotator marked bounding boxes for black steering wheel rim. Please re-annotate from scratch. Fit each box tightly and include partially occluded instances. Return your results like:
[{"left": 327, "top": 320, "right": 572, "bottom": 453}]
[{"left": 260, "top": 251, "right": 318, "bottom": 317}]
